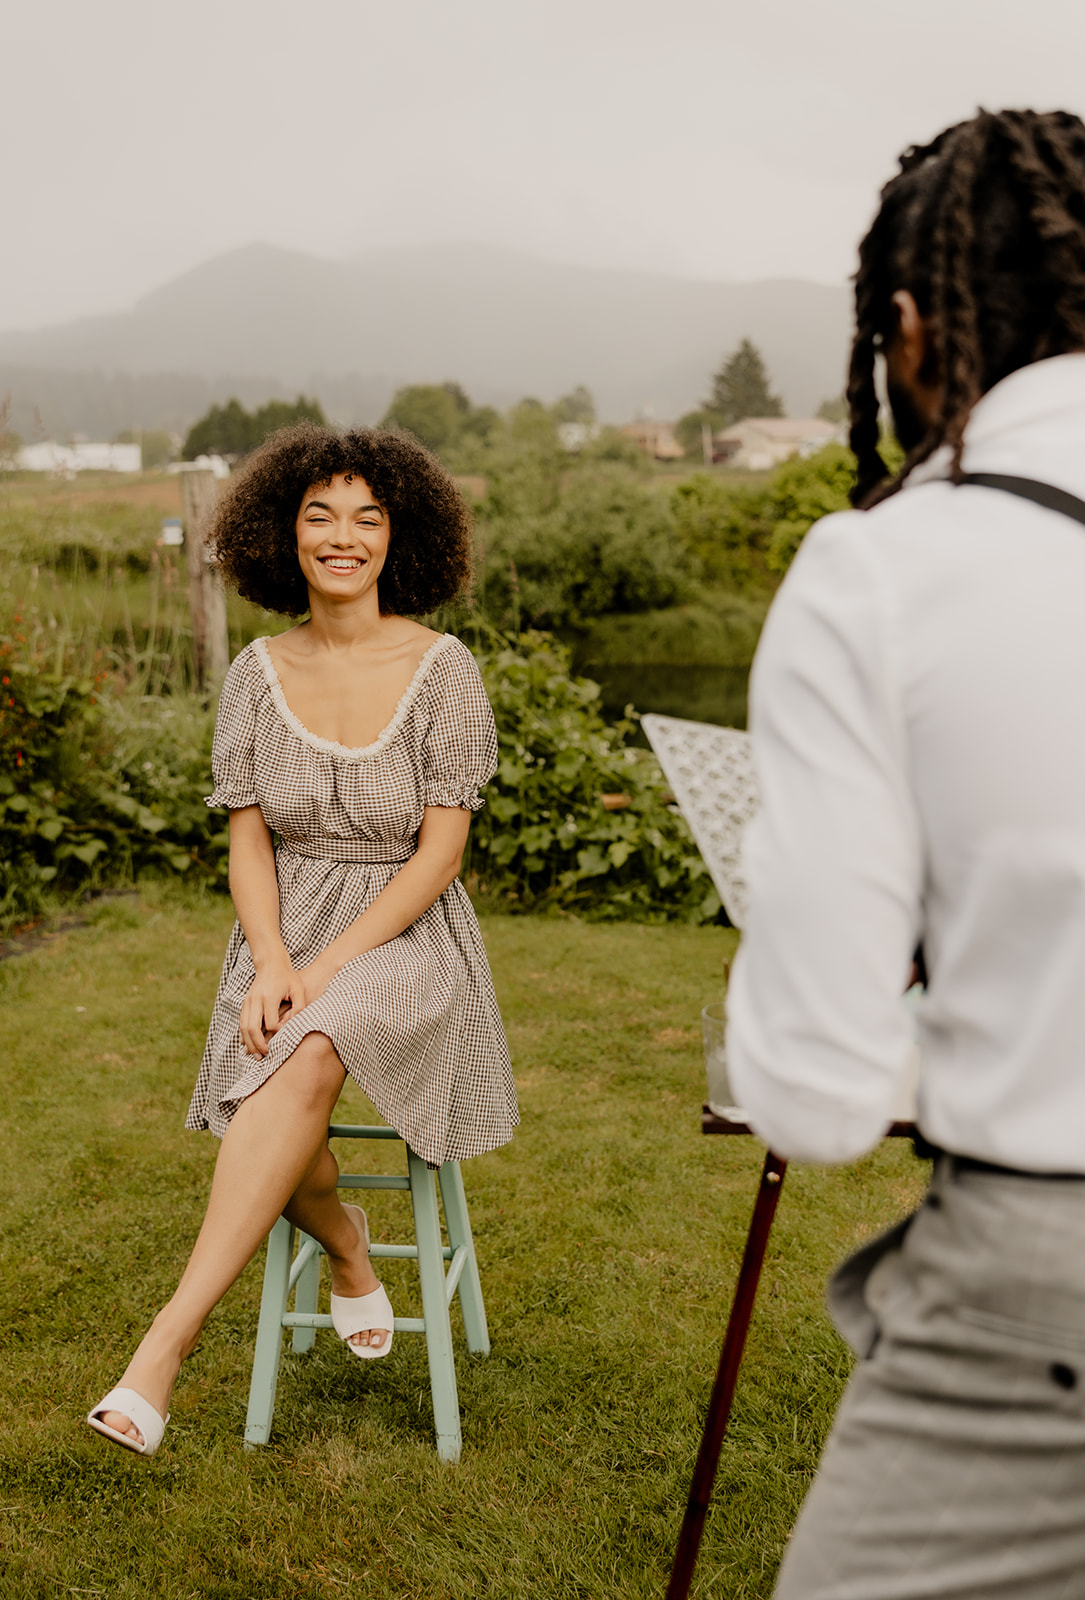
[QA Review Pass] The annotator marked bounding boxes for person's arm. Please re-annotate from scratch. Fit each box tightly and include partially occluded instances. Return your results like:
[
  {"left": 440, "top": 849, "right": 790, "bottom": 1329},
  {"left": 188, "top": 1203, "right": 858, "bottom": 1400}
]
[
  {"left": 227, "top": 805, "right": 292, "bottom": 1056},
  {"left": 726, "top": 512, "right": 924, "bottom": 1163},
  {"left": 231, "top": 802, "right": 471, "bottom": 1057}
]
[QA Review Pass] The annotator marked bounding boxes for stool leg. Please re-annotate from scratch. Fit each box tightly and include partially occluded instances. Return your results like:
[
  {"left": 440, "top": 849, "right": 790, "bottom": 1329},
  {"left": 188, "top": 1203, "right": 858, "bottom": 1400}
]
[
  {"left": 291, "top": 1231, "right": 320, "bottom": 1354},
  {"left": 245, "top": 1217, "right": 295, "bottom": 1448},
  {"left": 438, "top": 1161, "right": 490, "bottom": 1356},
  {"left": 407, "top": 1147, "right": 462, "bottom": 1464}
]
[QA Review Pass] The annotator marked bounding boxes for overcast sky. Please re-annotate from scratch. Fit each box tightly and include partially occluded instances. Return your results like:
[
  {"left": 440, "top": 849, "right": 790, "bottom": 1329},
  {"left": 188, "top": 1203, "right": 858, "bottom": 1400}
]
[{"left": 5, "top": 0, "right": 1085, "bottom": 332}]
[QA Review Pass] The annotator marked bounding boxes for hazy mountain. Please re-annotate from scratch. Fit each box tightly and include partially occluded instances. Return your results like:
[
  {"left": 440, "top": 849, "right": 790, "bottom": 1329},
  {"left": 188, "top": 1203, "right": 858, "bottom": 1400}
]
[{"left": 0, "top": 242, "right": 851, "bottom": 436}]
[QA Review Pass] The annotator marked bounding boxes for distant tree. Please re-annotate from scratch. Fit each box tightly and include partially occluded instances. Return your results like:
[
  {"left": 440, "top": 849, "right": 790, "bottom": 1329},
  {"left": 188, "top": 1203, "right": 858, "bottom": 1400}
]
[
  {"left": 552, "top": 385, "right": 596, "bottom": 424},
  {"left": 380, "top": 383, "right": 471, "bottom": 452},
  {"left": 183, "top": 398, "right": 250, "bottom": 459},
  {"left": 251, "top": 395, "right": 325, "bottom": 438},
  {"left": 0, "top": 394, "right": 20, "bottom": 468},
  {"left": 674, "top": 410, "right": 718, "bottom": 458},
  {"left": 816, "top": 393, "right": 849, "bottom": 424},
  {"left": 441, "top": 382, "right": 473, "bottom": 417},
  {"left": 461, "top": 404, "right": 502, "bottom": 444},
  {"left": 182, "top": 394, "right": 325, "bottom": 460},
  {"left": 704, "top": 339, "right": 784, "bottom": 427},
  {"left": 115, "top": 428, "right": 176, "bottom": 469}
]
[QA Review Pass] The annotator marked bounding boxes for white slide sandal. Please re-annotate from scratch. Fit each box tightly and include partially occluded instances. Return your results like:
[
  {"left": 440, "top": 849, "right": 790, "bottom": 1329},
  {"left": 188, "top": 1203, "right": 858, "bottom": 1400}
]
[
  {"left": 330, "top": 1204, "right": 394, "bottom": 1361},
  {"left": 86, "top": 1386, "right": 169, "bottom": 1457}
]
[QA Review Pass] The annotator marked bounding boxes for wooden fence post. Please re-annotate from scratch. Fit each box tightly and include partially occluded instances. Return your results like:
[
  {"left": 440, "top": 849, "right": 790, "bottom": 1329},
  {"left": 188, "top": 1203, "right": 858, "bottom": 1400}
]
[{"left": 180, "top": 468, "right": 230, "bottom": 692}]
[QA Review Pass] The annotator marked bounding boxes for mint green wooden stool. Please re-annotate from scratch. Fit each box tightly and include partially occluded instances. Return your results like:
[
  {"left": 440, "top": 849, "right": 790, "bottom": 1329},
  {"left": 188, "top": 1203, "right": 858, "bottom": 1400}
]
[{"left": 244, "top": 1123, "right": 489, "bottom": 1463}]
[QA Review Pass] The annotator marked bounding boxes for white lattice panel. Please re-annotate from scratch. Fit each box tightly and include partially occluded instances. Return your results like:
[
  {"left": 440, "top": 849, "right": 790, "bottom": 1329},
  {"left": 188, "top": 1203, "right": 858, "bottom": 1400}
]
[{"left": 642, "top": 714, "right": 759, "bottom": 929}]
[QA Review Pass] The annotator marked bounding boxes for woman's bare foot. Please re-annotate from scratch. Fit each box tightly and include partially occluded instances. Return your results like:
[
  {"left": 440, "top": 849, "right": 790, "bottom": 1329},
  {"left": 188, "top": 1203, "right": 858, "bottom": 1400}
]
[
  {"left": 327, "top": 1204, "right": 389, "bottom": 1351},
  {"left": 94, "top": 1314, "right": 190, "bottom": 1445}
]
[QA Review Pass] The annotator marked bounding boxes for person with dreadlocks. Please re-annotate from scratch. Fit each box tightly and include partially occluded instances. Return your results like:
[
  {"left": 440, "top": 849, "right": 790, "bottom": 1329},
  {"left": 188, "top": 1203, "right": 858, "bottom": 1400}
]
[{"left": 726, "top": 109, "right": 1085, "bottom": 1596}]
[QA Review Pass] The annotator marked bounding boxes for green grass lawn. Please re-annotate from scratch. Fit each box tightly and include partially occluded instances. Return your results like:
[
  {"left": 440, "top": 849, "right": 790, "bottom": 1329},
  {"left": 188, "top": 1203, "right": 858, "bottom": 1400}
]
[{"left": 0, "top": 889, "right": 925, "bottom": 1598}]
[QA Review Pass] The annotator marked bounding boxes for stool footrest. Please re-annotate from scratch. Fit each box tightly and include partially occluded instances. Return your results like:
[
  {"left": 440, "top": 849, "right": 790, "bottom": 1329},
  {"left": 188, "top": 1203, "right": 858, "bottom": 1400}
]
[
  {"left": 371, "top": 1242, "right": 452, "bottom": 1261},
  {"left": 338, "top": 1174, "right": 411, "bottom": 1191},
  {"left": 444, "top": 1245, "right": 468, "bottom": 1307},
  {"left": 282, "top": 1311, "right": 425, "bottom": 1334},
  {"left": 328, "top": 1124, "right": 402, "bottom": 1140},
  {"left": 288, "top": 1237, "right": 321, "bottom": 1292}
]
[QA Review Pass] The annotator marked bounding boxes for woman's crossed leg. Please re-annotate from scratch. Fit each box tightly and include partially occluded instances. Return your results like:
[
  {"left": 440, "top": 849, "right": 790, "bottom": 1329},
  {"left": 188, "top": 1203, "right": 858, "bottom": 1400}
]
[{"left": 98, "top": 1032, "right": 385, "bottom": 1447}]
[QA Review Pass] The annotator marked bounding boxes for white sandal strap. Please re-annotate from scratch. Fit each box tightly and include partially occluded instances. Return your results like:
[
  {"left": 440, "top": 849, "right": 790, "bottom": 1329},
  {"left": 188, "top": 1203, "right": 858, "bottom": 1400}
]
[
  {"left": 87, "top": 1386, "right": 168, "bottom": 1456},
  {"left": 330, "top": 1284, "right": 393, "bottom": 1339},
  {"left": 330, "top": 1284, "right": 394, "bottom": 1359}
]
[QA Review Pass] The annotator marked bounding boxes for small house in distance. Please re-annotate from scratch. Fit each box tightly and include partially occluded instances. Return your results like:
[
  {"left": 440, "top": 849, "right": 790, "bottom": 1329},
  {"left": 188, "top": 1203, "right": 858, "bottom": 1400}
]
[
  {"left": 619, "top": 419, "right": 685, "bottom": 461},
  {"left": 714, "top": 417, "right": 839, "bottom": 470},
  {"left": 16, "top": 440, "right": 142, "bottom": 474}
]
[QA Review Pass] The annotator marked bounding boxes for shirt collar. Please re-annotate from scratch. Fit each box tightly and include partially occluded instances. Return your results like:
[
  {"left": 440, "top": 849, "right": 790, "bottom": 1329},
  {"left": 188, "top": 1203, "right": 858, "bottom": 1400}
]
[{"left": 906, "top": 352, "right": 1085, "bottom": 499}]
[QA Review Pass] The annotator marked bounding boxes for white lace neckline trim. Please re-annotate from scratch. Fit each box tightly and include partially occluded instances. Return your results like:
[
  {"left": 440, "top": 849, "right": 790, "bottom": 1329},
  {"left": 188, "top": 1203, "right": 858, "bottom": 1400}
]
[{"left": 252, "top": 633, "right": 455, "bottom": 760}]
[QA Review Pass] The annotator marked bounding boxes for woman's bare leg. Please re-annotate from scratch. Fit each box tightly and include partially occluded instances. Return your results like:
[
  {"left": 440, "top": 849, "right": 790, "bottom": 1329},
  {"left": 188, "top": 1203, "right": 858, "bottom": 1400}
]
[
  {"left": 97, "top": 1032, "right": 351, "bottom": 1443},
  {"left": 281, "top": 1145, "right": 387, "bottom": 1350}
]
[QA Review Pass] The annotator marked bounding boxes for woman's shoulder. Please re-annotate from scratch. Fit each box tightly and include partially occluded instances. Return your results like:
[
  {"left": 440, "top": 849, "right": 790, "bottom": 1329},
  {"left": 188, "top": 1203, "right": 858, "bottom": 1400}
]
[
  {"left": 217, "top": 638, "right": 275, "bottom": 705},
  {"left": 420, "top": 633, "right": 486, "bottom": 692}
]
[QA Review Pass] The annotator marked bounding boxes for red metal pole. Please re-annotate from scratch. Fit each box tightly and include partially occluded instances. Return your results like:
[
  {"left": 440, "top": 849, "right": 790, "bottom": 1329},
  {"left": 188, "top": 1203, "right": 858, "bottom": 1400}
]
[{"left": 667, "top": 1148, "right": 788, "bottom": 1600}]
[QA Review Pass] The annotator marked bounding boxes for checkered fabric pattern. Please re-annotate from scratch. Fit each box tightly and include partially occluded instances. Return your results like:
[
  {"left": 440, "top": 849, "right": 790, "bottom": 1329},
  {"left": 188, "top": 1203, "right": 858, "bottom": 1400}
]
[{"left": 186, "top": 634, "right": 519, "bottom": 1167}]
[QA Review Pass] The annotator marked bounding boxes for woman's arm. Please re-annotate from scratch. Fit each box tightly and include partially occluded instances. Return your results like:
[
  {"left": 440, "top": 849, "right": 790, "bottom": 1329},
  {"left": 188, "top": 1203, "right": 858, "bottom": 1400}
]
[
  {"left": 228, "top": 806, "right": 295, "bottom": 1056},
  {"left": 280, "top": 804, "right": 472, "bottom": 1024}
]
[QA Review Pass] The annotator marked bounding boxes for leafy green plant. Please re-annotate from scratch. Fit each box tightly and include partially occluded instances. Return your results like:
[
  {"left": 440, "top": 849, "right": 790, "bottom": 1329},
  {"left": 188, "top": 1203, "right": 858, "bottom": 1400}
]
[
  {"left": 468, "top": 631, "right": 722, "bottom": 923},
  {"left": 672, "top": 443, "right": 861, "bottom": 584},
  {"left": 475, "top": 470, "right": 691, "bottom": 632},
  {"left": 0, "top": 612, "right": 226, "bottom": 928},
  {"left": 0, "top": 614, "right": 721, "bottom": 933}
]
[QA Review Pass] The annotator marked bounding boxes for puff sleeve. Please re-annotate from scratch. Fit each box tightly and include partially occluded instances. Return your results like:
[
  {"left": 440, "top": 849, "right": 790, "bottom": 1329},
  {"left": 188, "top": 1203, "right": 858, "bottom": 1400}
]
[
  {"left": 421, "top": 640, "right": 498, "bottom": 811},
  {"left": 204, "top": 647, "right": 260, "bottom": 811}
]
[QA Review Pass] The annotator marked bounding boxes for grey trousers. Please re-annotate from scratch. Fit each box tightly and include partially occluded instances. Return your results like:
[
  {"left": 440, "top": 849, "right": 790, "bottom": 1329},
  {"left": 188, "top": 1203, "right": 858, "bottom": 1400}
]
[{"left": 773, "top": 1158, "right": 1085, "bottom": 1600}]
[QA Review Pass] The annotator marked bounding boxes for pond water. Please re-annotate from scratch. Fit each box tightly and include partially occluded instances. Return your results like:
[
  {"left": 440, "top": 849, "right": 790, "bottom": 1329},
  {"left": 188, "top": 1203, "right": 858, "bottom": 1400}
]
[{"left": 586, "top": 663, "right": 749, "bottom": 737}]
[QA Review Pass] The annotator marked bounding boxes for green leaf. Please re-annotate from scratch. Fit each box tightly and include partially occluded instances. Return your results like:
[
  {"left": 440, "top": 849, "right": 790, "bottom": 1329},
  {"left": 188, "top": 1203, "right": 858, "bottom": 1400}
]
[
  {"left": 69, "top": 839, "right": 108, "bottom": 865},
  {"left": 575, "top": 845, "right": 609, "bottom": 878},
  {"left": 168, "top": 853, "right": 192, "bottom": 872}
]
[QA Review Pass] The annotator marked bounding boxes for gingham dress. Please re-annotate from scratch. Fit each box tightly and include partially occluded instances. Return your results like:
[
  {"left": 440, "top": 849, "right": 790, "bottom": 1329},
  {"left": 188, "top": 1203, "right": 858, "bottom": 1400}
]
[{"left": 186, "top": 633, "right": 518, "bottom": 1167}]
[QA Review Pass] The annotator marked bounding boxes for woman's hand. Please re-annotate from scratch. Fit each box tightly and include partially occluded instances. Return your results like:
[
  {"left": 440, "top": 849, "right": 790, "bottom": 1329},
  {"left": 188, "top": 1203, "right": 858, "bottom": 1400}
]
[
  {"left": 238, "top": 954, "right": 338, "bottom": 1056},
  {"left": 274, "top": 955, "right": 337, "bottom": 1032}
]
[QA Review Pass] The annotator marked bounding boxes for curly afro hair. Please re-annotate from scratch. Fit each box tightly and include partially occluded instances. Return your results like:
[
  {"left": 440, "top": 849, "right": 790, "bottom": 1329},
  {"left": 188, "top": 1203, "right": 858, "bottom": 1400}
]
[{"left": 209, "top": 422, "right": 474, "bottom": 617}]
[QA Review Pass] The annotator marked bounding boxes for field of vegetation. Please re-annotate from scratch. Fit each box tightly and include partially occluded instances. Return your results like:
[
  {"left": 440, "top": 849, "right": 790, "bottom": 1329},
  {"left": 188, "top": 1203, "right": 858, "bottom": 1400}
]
[
  {"left": 0, "top": 887, "right": 926, "bottom": 1598},
  {"left": 0, "top": 401, "right": 862, "bottom": 936},
  {"left": 0, "top": 382, "right": 922, "bottom": 1596}
]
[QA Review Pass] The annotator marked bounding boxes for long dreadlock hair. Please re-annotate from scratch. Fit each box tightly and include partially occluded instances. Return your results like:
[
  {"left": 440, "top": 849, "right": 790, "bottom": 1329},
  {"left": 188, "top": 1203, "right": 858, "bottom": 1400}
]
[{"left": 848, "top": 109, "right": 1085, "bottom": 507}]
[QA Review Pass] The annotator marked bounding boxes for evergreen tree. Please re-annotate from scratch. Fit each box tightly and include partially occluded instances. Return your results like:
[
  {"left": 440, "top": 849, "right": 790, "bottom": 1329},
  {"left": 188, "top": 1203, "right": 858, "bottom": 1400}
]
[
  {"left": 182, "top": 394, "right": 325, "bottom": 460},
  {"left": 552, "top": 385, "right": 596, "bottom": 424},
  {"left": 704, "top": 339, "right": 784, "bottom": 426}
]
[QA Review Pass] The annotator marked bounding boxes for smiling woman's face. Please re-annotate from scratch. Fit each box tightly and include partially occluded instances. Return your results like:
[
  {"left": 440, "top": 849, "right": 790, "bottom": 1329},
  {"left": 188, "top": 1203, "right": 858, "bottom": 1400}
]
[{"left": 294, "top": 473, "right": 391, "bottom": 606}]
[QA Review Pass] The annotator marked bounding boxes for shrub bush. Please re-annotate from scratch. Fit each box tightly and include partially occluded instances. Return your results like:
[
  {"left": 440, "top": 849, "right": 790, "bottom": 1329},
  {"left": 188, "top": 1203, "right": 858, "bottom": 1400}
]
[
  {"left": 476, "top": 472, "right": 692, "bottom": 631},
  {"left": 468, "top": 631, "right": 721, "bottom": 922},
  {"left": 0, "top": 612, "right": 225, "bottom": 928},
  {"left": 0, "top": 621, "right": 721, "bottom": 932}
]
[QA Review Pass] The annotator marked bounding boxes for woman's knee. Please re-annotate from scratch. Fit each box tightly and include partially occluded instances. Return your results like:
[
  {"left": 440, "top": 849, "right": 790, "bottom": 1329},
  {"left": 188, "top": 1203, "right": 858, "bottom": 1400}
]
[{"left": 277, "top": 1032, "right": 345, "bottom": 1110}]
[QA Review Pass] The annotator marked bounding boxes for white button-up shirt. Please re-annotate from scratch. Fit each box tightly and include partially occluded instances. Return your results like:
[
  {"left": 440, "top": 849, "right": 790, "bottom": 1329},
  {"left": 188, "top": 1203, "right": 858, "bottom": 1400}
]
[{"left": 727, "top": 353, "right": 1085, "bottom": 1170}]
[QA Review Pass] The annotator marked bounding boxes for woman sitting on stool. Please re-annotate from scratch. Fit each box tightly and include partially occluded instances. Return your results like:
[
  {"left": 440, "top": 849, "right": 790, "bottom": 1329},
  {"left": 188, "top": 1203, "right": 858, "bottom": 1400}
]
[{"left": 88, "top": 423, "right": 518, "bottom": 1456}]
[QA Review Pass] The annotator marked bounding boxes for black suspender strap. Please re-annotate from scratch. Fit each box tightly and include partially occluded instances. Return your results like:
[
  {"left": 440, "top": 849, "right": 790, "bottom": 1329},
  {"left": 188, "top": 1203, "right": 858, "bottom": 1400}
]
[{"left": 959, "top": 472, "right": 1085, "bottom": 528}]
